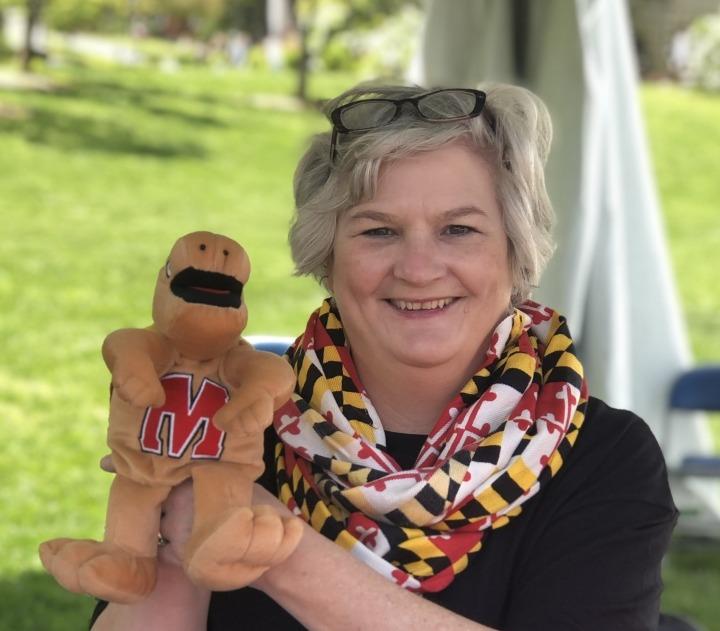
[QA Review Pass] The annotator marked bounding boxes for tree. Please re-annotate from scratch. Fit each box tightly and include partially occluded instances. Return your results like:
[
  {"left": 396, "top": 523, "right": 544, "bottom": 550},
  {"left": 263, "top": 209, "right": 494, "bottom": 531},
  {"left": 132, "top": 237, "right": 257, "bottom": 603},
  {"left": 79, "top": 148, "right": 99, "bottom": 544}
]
[
  {"left": 220, "top": 0, "right": 266, "bottom": 42},
  {"left": 291, "top": 0, "right": 423, "bottom": 102},
  {"left": 20, "top": 0, "right": 43, "bottom": 71}
]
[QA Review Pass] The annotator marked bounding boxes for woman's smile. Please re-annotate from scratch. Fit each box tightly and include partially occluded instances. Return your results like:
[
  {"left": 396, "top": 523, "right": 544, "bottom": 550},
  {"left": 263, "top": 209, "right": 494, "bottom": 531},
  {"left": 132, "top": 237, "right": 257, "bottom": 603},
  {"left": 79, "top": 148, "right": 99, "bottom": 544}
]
[{"left": 384, "top": 296, "right": 460, "bottom": 317}]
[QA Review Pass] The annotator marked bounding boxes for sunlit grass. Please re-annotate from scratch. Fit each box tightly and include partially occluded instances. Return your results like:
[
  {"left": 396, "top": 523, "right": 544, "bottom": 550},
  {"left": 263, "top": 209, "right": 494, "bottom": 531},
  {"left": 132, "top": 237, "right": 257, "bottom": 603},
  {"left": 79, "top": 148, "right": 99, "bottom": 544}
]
[
  {"left": 641, "top": 83, "right": 720, "bottom": 363},
  {"left": 0, "top": 62, "right": 353, "bottom": 628}
]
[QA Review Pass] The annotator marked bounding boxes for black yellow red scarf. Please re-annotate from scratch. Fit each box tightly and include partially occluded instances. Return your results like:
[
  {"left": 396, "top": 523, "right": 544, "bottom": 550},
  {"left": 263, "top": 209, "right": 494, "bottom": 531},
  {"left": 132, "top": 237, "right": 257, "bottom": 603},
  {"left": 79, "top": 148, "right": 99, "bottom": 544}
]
[{"left": 274, "top": 299, "right": 588, "bottom": 592}]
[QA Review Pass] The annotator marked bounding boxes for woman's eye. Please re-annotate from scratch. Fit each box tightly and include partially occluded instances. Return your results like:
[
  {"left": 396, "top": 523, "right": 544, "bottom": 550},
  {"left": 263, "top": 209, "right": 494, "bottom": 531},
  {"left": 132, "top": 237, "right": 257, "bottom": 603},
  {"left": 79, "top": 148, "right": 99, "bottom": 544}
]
[
  {"left": 444, "top": 224, "right": 477, "bottom": 236},
  {"left": 361, "top": 227, "right": 395, "bottom": 237}
]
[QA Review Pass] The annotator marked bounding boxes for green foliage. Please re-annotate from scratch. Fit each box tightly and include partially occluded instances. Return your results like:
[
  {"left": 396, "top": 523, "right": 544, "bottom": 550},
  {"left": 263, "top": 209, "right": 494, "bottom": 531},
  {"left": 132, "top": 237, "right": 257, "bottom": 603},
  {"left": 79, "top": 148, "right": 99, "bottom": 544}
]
[
  {"left": 298, "top": 0, "right": 422, "bottom": 31},
  {"left": 678, "top": 8, "right": 720, "bottom": 91},
  {"left": 297, "top": 0, "right": 424, "bottom": 74},
  {"left": 329, "top": 4, "right": 424, "bottom": 77},
  {"left": 44, "top": 0, "right": 128, "bottom": 33},
  {"left": 217, "top": 0, "right": 266, "bottom": 41},
  {"left": 3, "top": 0, "right": 251, "bottom": 38}
]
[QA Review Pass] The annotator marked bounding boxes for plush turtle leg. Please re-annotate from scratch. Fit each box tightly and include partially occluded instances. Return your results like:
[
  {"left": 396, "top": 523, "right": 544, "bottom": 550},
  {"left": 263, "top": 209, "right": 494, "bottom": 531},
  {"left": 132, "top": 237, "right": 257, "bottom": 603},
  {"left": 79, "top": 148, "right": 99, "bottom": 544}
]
[
  {"left": 40, "top": 475, "right": 171, "bottom": 603},
  {"left": 184, "top": 462, "right": 302, "bottom": 590},
  {"left": 39, "top": 538, "right": 106, "bottom": 594}
]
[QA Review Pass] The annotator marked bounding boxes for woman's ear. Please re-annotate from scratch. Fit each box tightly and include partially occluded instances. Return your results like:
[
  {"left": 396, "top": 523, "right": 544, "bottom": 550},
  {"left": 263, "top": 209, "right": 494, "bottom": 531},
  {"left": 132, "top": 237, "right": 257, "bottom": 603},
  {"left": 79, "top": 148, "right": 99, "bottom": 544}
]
[{"left": 324, "top": 257, "right": 334, "bottom": 293}]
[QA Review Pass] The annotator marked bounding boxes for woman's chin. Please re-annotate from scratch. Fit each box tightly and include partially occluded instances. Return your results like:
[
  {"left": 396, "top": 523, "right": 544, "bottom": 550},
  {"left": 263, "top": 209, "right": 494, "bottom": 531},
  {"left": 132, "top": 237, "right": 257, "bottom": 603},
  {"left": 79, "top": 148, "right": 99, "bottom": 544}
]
[{"left": 386, "top": 345, "right": 463, "bottom": 370}]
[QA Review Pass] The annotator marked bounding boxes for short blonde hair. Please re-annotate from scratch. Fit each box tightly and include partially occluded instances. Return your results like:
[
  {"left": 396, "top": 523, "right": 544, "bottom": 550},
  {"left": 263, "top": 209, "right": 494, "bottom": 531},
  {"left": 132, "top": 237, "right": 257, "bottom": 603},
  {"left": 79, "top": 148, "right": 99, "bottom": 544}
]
[{"left": 289, "top": 82, "right": 554, "bottom": 305}]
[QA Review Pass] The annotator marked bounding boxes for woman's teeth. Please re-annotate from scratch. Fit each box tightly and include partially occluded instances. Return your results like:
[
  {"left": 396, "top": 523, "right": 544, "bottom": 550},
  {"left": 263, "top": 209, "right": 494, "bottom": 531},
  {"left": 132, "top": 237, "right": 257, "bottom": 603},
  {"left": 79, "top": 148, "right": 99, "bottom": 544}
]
[{"left": 390, "top": 298, "right": 455, "bottom": 311}]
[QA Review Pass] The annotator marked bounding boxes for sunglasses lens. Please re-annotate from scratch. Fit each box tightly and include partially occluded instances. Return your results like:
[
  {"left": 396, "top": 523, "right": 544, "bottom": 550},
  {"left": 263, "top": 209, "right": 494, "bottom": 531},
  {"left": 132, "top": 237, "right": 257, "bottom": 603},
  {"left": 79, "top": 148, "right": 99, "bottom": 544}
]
[
  {"left": 339, "top": 100, "right": 398, "bottom": 131},
  {"left": 329, "top": 89, "right": 486, "bottom": 163},
  {"left": 417, "top": 90, "right": 479, "bottom": 120}
]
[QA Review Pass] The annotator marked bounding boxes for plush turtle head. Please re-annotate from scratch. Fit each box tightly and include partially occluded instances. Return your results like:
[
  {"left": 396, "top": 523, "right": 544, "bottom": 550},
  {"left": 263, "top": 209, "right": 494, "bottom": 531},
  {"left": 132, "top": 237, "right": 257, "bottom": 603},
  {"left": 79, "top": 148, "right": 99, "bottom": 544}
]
[{"left": 152, "top": 231, "right": 250, "bottom": 359}]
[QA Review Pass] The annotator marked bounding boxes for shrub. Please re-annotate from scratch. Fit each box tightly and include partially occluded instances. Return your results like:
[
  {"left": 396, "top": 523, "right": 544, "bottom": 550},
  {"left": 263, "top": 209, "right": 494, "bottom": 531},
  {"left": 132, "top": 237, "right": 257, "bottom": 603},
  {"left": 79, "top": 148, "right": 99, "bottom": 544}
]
[{"left": 673, "top": 10, "right": 720, "bottom": 91}]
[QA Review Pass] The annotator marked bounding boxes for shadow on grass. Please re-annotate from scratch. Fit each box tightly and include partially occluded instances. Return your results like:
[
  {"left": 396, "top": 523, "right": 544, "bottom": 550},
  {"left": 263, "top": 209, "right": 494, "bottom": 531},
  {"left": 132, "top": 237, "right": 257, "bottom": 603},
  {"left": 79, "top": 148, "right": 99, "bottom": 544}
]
[
  {"left": 0, "top": 570, "right": 96, "bottom": 631},
  {"left": 55, "top": 78, "right": 231, "bottom": 128},
  {"left": 0, "top": 104, "right": 207, "bottom": 158},
  {"left": 0, "top": 66, "right": 237, "bottom": 155},
  {"left": 662, "top": 537, "right": 720, "bottom": 630},
  {"left": 56, "top": 69, "right": 229, "bottom": 104}
]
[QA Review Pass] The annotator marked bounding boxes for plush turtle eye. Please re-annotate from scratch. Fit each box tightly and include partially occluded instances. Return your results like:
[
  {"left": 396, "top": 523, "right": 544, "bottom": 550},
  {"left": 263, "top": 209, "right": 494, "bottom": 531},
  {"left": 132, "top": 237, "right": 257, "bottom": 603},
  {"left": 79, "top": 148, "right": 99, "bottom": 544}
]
[
  {"left": 165, "top": 260, "right": 172, "bottom": 278},
  {"left": 199, "top": 244, "right": 206, "bottom": 251}
]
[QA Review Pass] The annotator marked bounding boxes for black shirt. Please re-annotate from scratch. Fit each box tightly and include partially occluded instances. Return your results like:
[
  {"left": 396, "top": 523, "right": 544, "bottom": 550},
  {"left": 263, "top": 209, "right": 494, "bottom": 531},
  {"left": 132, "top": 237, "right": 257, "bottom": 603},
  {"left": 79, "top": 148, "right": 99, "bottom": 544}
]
[
  {"left": 208, "top": 397, "right": 677, "bottom": 630},
  {"left": 92, "top": 397, "right": 677, "bottom": 630}
]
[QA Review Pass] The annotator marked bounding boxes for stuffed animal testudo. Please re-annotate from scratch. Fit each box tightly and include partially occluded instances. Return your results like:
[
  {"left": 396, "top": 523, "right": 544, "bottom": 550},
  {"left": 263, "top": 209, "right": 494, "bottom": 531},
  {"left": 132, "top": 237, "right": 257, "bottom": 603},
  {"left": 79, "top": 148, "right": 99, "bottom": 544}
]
[{"left": 39, "top": 231, "right": 303, "bottom": 603}]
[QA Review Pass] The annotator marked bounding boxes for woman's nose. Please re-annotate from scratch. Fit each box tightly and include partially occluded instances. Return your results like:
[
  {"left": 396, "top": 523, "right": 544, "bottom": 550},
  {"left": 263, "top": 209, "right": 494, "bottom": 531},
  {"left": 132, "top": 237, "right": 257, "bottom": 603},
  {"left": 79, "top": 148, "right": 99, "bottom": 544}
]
[{"left": 392, "top": 236, "right": 446, "bottom": 285}]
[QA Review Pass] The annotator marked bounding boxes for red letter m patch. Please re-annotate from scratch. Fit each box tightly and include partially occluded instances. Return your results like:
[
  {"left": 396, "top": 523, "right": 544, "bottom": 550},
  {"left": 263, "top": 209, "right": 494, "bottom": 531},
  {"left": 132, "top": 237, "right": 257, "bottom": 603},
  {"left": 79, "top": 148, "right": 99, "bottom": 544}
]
[{"left": 139, "top": 373, "right": 228, "bottom": 460}]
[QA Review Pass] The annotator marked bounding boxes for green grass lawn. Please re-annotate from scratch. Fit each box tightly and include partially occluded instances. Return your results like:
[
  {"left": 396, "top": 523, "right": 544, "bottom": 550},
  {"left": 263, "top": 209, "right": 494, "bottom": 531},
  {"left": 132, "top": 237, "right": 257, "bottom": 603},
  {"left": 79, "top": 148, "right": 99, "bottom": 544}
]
[
  {"left": 642, "top": 83, "right": 720, "bottom": 364},
  {"left": 0, "top": 62, "right": 718, "bottom": 630}
]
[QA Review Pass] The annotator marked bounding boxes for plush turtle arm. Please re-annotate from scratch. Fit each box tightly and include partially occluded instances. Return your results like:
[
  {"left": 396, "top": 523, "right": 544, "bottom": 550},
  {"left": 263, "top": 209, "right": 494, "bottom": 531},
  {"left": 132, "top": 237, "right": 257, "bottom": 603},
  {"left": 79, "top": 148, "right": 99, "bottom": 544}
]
[
  {"left": 102, "top": 328, "right": 177, "bottom": 408},
  {"left": 220, "top": 341, "right": 295, "bottom": 408}
]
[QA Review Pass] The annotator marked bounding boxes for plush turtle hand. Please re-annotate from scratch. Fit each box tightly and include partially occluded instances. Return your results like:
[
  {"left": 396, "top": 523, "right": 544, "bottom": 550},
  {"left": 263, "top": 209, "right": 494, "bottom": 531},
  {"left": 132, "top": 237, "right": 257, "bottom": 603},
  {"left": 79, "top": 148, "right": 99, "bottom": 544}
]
[
  {"left": 213, "top": 388, "right": 275, "bottom": 436},
  {"left": 111, "top": 361, "right": 166, "bottom": 409}
]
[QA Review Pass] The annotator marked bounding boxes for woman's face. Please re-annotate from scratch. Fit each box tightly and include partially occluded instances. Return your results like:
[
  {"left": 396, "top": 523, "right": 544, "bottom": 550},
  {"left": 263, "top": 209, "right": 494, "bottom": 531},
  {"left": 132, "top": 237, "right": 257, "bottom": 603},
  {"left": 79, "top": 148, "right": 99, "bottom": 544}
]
[{"left": 328, "top": 142, "right": 513, "bottom": 373}]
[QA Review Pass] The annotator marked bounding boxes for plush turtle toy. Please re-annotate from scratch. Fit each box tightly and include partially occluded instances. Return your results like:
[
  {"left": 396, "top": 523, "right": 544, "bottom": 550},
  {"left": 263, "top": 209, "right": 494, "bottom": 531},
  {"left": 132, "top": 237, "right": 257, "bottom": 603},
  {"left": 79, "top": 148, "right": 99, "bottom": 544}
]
[{"left": 39, "top": 231, "right": 302, "bottom": 603}]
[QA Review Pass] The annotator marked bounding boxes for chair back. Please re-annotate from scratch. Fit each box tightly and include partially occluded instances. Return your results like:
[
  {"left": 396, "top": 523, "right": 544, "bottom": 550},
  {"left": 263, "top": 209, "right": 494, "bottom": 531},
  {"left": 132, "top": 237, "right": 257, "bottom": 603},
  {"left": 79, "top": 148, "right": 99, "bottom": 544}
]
[
  {"left": 665, "top": 365, "right": 720, "bottom": 481},
  {"left": 248, "top": 335, "right": 293, "bottom": 357},
  {"left": 668, "top": 367, "right": 720, "bottom": 412}
]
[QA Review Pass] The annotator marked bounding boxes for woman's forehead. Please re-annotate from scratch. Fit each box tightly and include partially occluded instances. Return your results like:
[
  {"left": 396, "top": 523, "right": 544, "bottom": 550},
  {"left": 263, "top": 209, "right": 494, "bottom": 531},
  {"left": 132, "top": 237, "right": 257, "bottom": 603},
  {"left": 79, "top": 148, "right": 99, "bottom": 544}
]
[{"left": 370, "top": 146, "right": 496, "bottom": 199}]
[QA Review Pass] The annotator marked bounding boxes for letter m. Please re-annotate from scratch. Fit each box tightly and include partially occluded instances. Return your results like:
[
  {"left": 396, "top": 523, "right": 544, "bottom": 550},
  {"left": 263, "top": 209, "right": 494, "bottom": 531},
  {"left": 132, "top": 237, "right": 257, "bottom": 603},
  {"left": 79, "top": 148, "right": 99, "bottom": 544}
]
[{"left": 139, "top": 373, "right": 228, "bottom": 459}]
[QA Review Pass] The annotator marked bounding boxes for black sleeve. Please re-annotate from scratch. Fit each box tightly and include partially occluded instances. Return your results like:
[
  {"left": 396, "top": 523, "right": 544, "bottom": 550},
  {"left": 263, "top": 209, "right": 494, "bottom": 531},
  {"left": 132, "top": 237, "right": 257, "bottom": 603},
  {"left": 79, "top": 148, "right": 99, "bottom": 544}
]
[
  {"left": 257, "top": 424, "right": 281, "bottom": 493},
  {"left": 503, "top": 409, "right": 678, "bottom": 631},
  {"left": 89, "top": 600, "right": 107, "bottom": 629}
]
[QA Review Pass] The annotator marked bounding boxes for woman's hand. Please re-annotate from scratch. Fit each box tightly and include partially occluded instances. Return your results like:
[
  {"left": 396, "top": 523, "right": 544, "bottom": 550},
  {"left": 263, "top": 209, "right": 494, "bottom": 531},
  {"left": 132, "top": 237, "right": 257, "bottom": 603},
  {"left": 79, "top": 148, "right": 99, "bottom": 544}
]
[
  {"left": 250, "top": 481, "right": 294, "bottom": 514},
  {"left": 99, "top": 455, "right": 194, "bottom": 565},
  {"left": 157, "top": 479, "right": 195, "bottom": 566}
]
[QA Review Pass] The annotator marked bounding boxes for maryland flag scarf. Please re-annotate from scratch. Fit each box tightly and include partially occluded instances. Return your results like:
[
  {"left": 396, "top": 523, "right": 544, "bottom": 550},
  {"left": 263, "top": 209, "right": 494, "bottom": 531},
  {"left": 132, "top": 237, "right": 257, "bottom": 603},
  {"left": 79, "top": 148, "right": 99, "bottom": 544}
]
[{"left": 274, "top": 298, "right": 588, "bottom": 593}]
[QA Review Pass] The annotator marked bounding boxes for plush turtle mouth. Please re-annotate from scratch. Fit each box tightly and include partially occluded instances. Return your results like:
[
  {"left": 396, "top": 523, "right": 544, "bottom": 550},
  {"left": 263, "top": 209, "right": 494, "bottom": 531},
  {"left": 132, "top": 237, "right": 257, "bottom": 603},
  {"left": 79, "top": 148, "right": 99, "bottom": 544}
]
[{"left": 170, "top": 267, "right": 243, "bottom": 308}]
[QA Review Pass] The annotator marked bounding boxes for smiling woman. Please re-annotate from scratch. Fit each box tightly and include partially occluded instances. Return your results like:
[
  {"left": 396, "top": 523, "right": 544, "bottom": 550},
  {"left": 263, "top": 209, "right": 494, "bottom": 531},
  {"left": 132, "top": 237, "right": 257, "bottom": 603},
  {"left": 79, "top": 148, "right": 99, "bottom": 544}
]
[{"left": 92, "top": 84, "right": 678, "bottom": 631}]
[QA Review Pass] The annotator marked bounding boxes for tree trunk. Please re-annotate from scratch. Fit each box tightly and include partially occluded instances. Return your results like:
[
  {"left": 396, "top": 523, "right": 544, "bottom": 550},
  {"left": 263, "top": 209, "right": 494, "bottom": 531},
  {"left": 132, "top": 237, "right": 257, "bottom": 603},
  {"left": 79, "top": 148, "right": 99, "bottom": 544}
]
[
  {"left": 292, "top": 0, "right": 317, "bottom": 104},
  {"left": 296, "top": 23, "right": 309, "bottom": 102},
  {"left": 20, "top": 0, "right": 43, "bottom": 73}
]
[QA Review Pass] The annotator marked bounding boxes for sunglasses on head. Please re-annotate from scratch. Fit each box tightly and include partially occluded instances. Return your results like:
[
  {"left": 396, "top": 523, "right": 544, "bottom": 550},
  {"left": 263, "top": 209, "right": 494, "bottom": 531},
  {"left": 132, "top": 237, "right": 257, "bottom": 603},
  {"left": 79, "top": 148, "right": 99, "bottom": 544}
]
[{"left": 328, "top": 88, "right": 487, "bottom": 163}]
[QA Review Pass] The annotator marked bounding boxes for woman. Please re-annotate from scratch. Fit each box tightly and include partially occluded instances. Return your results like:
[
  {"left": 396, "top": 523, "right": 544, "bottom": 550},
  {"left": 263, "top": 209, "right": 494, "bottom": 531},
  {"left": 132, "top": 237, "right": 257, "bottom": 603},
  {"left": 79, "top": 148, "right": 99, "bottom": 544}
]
[{"left": 92, "top": 83, "right": 677, "bottom": 630}]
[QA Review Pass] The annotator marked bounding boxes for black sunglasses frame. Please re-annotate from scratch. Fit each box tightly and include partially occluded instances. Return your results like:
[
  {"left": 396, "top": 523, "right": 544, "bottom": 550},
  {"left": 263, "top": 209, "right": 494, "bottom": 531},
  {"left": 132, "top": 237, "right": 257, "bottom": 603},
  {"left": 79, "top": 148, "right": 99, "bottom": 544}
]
[{"left": 328, "top": 88, "right": 487, "bottom": 163}]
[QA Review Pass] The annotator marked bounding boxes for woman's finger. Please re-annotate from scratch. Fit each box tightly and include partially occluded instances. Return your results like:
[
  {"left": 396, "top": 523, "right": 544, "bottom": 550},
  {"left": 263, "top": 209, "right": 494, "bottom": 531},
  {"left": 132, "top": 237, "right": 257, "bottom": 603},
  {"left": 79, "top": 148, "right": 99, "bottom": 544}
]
[{"left": 159, "top": 479, "right": 195, "bottom": 566}]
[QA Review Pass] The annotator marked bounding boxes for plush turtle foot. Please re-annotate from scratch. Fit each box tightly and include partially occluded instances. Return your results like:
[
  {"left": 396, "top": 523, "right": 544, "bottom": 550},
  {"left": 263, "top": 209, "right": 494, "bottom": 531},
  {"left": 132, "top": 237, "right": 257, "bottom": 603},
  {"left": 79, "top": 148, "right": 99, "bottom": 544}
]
[
  {"left": 39, "top": 538, "right": 102, "bottom": 594},
  {"left": 77, "top": 547, "right": 157, "bottom": 603},
  {"left": 39, "top": 538, "right": 157, "bottom": 604},
  {"left": 184, "top": 505, "right": 303, "bottom": 590}
]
